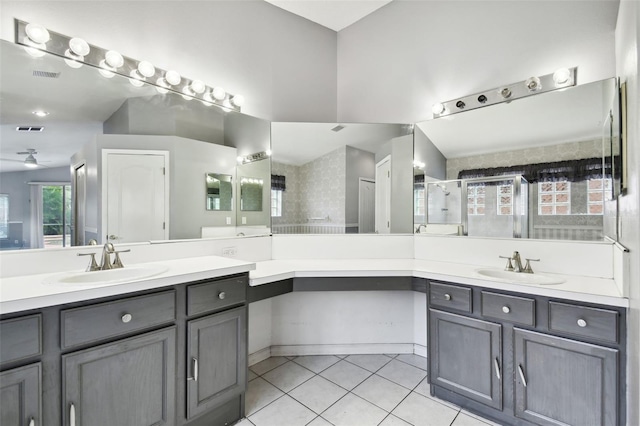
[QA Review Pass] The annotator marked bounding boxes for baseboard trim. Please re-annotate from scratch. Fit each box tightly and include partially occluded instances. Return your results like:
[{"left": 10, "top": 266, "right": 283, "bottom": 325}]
[
  {"left": 248, "top": 347, "right": 271, "bottom": 366},
  {"left": 414, "top": 343, "right": 427, "bottom": 357},
  {"left": 268, "top": 343, "right": 416, "bottom": 357}
]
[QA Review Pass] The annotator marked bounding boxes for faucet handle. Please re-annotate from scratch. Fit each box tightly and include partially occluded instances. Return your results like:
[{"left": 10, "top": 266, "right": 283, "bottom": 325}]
[
  {"left": 523, "top": 258, "right": 540, "bottom": 274},
  {"left": 499, "top": 255, "right": 514, "bottom": 271},
  {"left": 78, "top": 252, "right": 100, "bottom": 271},
  {"left": 112, "top": 249, "right": 131, "bottom": 269}
]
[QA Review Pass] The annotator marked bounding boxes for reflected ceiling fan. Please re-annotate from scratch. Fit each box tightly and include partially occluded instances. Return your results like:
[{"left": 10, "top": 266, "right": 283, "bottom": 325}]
[{"left": 0, "top": 149, "right": 50, "bottom": 168}]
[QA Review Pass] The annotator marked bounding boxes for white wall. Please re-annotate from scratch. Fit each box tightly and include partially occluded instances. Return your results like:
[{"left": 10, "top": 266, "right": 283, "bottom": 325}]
[
  {"left": 615, "top": 1, "right": 640, "bottom": 424},
  {"left": 337, "top": 0, "right": 618, "bottom": 123},
  {"left": 0, "top": 1, "right": 338, "bottom": 122}
]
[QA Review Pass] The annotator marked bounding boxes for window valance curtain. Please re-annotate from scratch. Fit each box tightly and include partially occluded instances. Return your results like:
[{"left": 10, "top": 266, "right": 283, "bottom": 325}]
[
  {"left": 457, "top": 157, "right": 608, "bottom": 183},
  {"left": 271, "top": 174, "right": 286, "bottom": 191}
]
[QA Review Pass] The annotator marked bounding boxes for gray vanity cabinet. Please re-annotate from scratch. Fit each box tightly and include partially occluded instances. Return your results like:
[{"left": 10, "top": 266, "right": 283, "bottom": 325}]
[
  {"left": 186, "top": 306, "right": 247, "bottom": 420},
  {"left": 427, "top": 280, "right": 625, "bottom": 426},
  {"left": 429, "top": 309, "right": 502, "bottom": 410},
  {"left": 514, "top": 328, "right": 618, "bottom": 426},
  {"left": 0, "top": 363, "right": 41, "bottom": 426},
  {"left": 62, "top": 327, "right": 177, "bottom": 426}
]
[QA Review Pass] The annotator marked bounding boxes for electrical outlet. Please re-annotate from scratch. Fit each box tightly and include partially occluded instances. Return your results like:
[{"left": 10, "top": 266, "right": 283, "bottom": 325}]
[
  {"left": 242, "top": 217, "right": 247, "bottom": 224},
  {"left": 222, "top": 247, "right": 237, "bottom": 257},
  {"left": 226, "top": 217, "right": 231, "bottom": 225}
]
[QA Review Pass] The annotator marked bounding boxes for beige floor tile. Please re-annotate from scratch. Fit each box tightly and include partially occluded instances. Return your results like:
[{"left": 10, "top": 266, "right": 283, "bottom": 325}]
[
  {"left": 395, "top": 353, "right": 427, "bottom": 370},
  {"left": 414, "top": 376, "right": 430, "bottom": 397},
  {"left": 262, "top": 361, "right": 315, "bottom": 392},
  {"left": 293, "top": 355, "right": 341, "bottom": 373},
  {"left": 322, "top": 393, "right": 388, "bottom": 426},
  {"left": 379, "top": 414, "right": 412, "bottom": 426},
  {"left": 307, "top": 417, "right": 333, "bottom": 426},
  {"left": 249, "top": 395, "right": 316, "bottom": 426},
  {"left": 250, "top": 357, "right": 289, "bottom": 376},
  {"left": 319, "top": 359, "right": 372, "bottom": 390},
  {"left": 352, "top": 374, "right": 410, "bottom": 412},
  {"left": 392, "top": 392, "right": 459, "bottom": 426},
  {"left": 345, "top": 354, "right": 393, "bottom": 372},
  {"left": 289, "top": 375, "right": 348, "bottom": 414},
  {"left": 245, "top": 377, "right": 284, "bottom": 416},
  {"left": 377, "top": 359, "right": 427, "bottom": 389}
]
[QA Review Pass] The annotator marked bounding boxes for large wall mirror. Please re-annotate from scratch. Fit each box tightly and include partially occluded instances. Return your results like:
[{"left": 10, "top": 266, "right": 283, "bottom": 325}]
[
  {"left": 414, "top": 77, "right": 620, "bottom": 242},
  {"left": 0, "top": 40, "right": 271, "bottom": 250},
  {"left": 270, "top": 122, "right": 414, "bottom": 234}
]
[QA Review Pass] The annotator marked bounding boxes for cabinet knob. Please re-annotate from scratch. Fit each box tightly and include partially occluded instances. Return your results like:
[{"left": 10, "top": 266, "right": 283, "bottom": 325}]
[
  {"left": 121, "top": 313, "right": 133, "bottom": 323},
  {"left": 218, "top": 292, "right": 226, "bottom": 300},
  {"left": 577, "top": 318, "right": 587, "bottom": 327},
  {"left": 443, "top": 293, "right": 451, "bottom": 301},
  {"left": 502, "top": 306, "right": 511, "bottom": 314}
]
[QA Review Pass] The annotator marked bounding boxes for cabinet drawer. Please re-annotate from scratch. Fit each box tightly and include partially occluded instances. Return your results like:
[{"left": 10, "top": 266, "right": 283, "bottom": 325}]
[
  {"left": 549, "top": 302, "right": 618, "bottom": 344},
  {"left": 61, "top": 291, "right": 176, "bottom": 349},
  {"left": 429, "top": 282, "right": 471, "bottom": 313},
  {"left": 481, "top": 291, "right": 535, "bottom": 326},
  {"left": 0, "top": 314, "right": 42, "bottom": 365},
  {"left": 187, "top": 276, "right": 246, "bottom": 317}
]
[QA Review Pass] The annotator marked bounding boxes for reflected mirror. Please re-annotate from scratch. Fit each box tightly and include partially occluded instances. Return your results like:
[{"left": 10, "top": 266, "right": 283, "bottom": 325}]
[
  {"left": 206, "top": 173, "right": 233, "bottom": 211},
  {"left": 270, "top": 122, "right": 414, "bottom": 234},
  {"left": 0, "top": 40, "right": 271, "bottom": 250},
  {"left": 414, "top": 78, "right": 619, "bottom": 241},
  {"left": 240, "top": 177, "right": 264, "bottom": 211}
]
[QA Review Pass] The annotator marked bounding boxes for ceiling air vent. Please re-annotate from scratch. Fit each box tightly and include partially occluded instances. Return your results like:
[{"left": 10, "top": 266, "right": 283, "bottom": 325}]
[
  {"left": 331, "top": 125, "right": 345, "bottom": 132},
  {"left": 32, "top": 70, "right": 60, "bottom": 78},
  {"left": 16, "top": 126, "right": 44, "bottom": 132}
]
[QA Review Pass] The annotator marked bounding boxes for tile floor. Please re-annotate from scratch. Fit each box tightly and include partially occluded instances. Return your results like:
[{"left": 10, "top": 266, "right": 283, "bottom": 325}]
[{"left": 238, "top": 354, "right": 502, "bottom": 426}]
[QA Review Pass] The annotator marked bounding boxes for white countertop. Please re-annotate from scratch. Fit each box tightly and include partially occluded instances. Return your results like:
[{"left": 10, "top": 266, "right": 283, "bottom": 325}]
[
  {"left": 249, "top": 258, "right": 628, "bottom": 307},
  {"left": 0, "top": 255, "right": 628, "bottom": 314},
  {"left": 0, "top": 256, "right": 255, "bottom": 314}
]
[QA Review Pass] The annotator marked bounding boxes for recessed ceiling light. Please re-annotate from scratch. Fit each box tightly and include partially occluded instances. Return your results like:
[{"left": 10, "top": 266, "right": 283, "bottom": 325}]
[{"left": 32, "top": 110, "right": 49, "bottom": 117}]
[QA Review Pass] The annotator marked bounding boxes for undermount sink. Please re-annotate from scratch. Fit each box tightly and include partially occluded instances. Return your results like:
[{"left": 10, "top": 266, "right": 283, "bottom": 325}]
[
  {"left": 476, "top": 268, "right": 565, "bottom": 285},
  {"left": 44, "top": 265, "right": 169, "bottom": 287}
]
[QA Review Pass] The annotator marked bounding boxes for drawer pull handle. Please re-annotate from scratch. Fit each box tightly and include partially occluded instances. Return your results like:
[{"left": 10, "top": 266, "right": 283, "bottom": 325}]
[
  {"left": 443, "top": 293, "right": 451, "bottom": 301},
  {"left": 121, "top": 313, "right": 133, "bottom": 323},
  {"left": 502, "top": 306, "right": 510, "bottom": 314},
  {"left": 70, "top": 403, "right": 76, "bottom": 426},
  {"left": 218, "top": 292, "right": 226, "bottom": 300},
  {"left": 494, "top": 357, "right": 501, "bottom": 380},
  {"left": 577, "top": 318, "right": 587, "bottom": 327},
  {"left": 29, "top": 417, "right": 35, "bottom": 426},
  {"left": 188, "top": 357, "right": 199, "bottom": 381},
  {"left": 518, "top": 364, "right": 527, "bottom": 387}
]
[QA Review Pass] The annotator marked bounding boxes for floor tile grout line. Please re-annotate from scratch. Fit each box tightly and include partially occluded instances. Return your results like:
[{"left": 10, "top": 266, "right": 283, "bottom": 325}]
[
  {"left": 449, "top": 410, "right": 462, "bottom": 426},
  {"left": 341, "top": 354, "right": 394, "bottom": 375}
]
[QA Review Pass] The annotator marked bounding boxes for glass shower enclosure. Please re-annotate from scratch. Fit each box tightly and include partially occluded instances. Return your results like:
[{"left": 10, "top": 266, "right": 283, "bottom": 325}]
[{"left": 426, "top": 175, "right": 529, "bottom": 238}]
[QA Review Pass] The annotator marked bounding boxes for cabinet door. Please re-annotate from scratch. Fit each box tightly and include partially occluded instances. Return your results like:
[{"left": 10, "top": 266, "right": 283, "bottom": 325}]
[
  {"left": 429, "top": 309, "right": 502, "bottom": 410},
  {"left": 0, "top": 363, "right": 41, "bottom": 426},
  {"left": 187, "top": 306, "right": 246, "bottom": 419},
  {"left": 514, "top": 328, "right": 618, "bottom": 426},
  {"left": 63, "top": 327, "right": 176, "bottom": 426}
]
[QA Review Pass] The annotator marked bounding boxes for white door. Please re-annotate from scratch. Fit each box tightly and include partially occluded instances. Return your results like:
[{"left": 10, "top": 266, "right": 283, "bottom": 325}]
[
  {"left": 105, "top": 152, "right": 169, "bottom": 243},
  {"left": 375, "top": 156, "right": 391, "bottom": 234},
  {"left": 358, "top": 178, "right": 375, "bottom": 233}
]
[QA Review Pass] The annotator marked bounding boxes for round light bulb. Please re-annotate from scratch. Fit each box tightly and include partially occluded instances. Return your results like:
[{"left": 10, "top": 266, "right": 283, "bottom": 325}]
[
  {"left": 69, "top": 37, "right": 90, "bottom": 57},
  {"left": 155, "top": 77, "right": 170, "bottom": 94},
  {"left": 99, "top": 68, "right": 115, "bottom": 78},
  {"left": 231, "top": 94, "right": 245, "bottom": 107},
  {"left": 23, "top": 42, "right": 46, "bottom": 58},
  {"left": 32, "top": 110, "right": 49, "bottom": 117},
  {"left": 64, "top": 50, "right": 83, "bottom": 69},
  {"left": 432, "top": 103, "right": 445, "bottom": 115},
  {"left": 189, "top": 79, "right": 206, "bottom": 94},
  {"left": 237, "top": 156, "right": 244, "bottom": 164},
  {"left": 165, "top": 70, "right": 181, "bottom": 86},
  {"left": 212, "top": 87, "right": 226, "bottom": 101},
  {"left": 499, "top": 87, "right": 512, "bottom": 99},
  {"left": 129, "top": 70, "right": 145, "bottom": 87},
  {"left": 105, "top": 50, "right": 124, "bottom": 68},
  {"left": 525, "top": 76, "right": 542, "bottom": 92},
  {"left": 25, "top": 23, "right": 50, "bottom": 44},
  {"left": 265, "top": 149, "right": 272, "bottom": 157},
  {"left": 137, "top": 61, "right": 155, "bottom": 78},
  {"left": 553, "top": 68, "right": 571, "bottom": 86}
]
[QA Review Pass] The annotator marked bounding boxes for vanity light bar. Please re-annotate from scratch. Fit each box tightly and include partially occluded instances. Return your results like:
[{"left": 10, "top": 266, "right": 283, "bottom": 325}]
[
  {"left": 15, "top": 19, "right": 245, "bottom": 112},
  {"left": 432, "top": 67, "right": 577, "bottom": 118},
  {"left": 237, "top": 151, "right": 271, "bottom": 164}
]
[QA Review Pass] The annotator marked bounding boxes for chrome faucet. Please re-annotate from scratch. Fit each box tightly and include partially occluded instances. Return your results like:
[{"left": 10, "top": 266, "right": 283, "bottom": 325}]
[
  {"left": 78, "top": 243, "right": 130, "bottom": 271},
  {"left": 415, "top": 224, "right": 426, "bottom": 233},
  {"left": 499, "top": 251, "right": 540, "bottom": 274}
]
